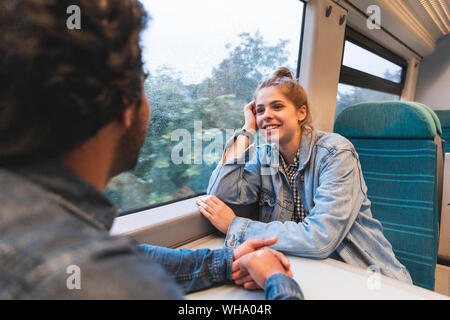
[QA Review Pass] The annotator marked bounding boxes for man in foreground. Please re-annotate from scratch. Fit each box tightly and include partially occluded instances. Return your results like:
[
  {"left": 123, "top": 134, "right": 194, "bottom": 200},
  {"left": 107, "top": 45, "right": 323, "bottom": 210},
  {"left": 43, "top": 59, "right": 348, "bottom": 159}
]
[{"left": 0, "top": 0, "right": 303, "bottom": 299}]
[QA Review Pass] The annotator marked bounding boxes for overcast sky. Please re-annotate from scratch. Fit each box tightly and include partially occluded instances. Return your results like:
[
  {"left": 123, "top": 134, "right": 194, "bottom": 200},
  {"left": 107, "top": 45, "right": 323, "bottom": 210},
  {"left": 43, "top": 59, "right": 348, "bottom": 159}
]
[
  {"left": 139, "top": 0, "right": 303, "bottom": 84},
  {"left": 138, "top": 0, "right": 402, "bottom": 85}
]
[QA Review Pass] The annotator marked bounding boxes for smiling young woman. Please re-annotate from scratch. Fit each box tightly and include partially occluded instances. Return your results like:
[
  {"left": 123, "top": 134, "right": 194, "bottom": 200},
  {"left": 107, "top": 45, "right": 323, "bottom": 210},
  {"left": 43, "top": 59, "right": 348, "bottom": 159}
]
[
  {"left": 197, "top": 67, "right": 413, "bottom": 284},
  {"left": 222, "top": 67, "right": 310, "bottom": 166}
]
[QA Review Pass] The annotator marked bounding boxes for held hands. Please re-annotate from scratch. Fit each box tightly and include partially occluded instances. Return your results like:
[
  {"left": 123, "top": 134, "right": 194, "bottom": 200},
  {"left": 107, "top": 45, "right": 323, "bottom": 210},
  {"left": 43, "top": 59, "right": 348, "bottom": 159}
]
[
  {"left": 196, "top": 195, "right": 236, "bottom": 234},
  {"left": 232, "top": 237, "right": 293, "bottom": 290},
  {"left": 196, "top": 197, "right": 294, "bottom": 290}
]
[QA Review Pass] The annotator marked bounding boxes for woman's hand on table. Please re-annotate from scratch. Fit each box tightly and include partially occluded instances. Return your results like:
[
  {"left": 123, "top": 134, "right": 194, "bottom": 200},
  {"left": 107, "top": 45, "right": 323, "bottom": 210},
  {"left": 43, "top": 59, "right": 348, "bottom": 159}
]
[{"left": 196, "top": 195, "right": 236, "bottom": 234}]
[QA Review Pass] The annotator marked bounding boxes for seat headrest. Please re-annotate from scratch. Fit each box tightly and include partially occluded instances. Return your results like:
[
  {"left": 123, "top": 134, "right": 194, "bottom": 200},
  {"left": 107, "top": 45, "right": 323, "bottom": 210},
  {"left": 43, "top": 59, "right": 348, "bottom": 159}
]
[
  {"left": 410, "top": 102, "right": 442, "bottom": 135},
  {"left": 334, "top": 101, "right": 437, "bottom": 139},
  {"left": 435, "top": 110, "right": 450, "bottom": 127}
]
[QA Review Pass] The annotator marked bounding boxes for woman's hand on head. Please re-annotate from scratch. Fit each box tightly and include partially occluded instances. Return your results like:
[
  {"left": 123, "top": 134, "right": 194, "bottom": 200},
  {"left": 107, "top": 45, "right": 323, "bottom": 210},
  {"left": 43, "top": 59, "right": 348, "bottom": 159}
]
[
  {"left": 196, "top": 195, "right": 236, "bottom": 234},
  {"left": 243, "top": 101, "right": 257, "bottom": 132}
]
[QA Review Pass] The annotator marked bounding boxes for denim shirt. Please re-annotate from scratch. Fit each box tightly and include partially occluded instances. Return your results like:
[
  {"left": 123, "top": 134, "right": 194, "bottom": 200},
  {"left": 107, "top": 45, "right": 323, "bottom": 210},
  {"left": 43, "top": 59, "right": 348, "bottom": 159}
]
[
  {"left": 0, "top": 160, "right": 303, "bottom": 300},
  {"left": 208, "top": 129, "right": 413, "bottom": 284},
  {"left": 138, "top": 245, "right": 303, "bottom": 300}
]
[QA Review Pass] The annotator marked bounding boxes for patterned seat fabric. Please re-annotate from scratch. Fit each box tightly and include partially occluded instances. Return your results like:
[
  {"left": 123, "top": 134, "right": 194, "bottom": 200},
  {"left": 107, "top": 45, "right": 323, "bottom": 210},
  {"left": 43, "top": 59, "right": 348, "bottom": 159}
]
[{"left": 334, "top": 101, "right": 440, "bottom": 290}]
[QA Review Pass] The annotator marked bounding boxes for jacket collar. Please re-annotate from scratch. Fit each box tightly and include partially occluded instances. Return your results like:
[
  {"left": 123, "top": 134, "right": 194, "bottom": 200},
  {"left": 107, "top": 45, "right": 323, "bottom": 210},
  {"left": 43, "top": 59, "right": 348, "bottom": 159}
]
[
  {"left": 265, "top": 129, "right": 315, "bottom": 172},
  {"left": 4, "top": 159, "right": 117, "bottom": 231},
  {"left": 298, "top": 129, "right": 315, "bottom": 172}
]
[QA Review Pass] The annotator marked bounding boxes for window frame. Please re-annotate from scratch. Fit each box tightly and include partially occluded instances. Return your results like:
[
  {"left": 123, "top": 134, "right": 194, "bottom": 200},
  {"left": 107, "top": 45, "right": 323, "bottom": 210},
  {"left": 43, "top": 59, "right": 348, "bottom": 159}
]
[
  {"left": 111, "top": 197, "right": 216, "bottom": 248},
  {"left": 296, "top": 0, "right": 308, "bottom": 79},
  {"left": 118, "top": 193, "right": 205, "bottom": 217},
  {"left": 114, "top": 0, "right": 308, "bottom": 218},
  {"left": 339, "top": 27, "right": 408, "bottom": 96}
]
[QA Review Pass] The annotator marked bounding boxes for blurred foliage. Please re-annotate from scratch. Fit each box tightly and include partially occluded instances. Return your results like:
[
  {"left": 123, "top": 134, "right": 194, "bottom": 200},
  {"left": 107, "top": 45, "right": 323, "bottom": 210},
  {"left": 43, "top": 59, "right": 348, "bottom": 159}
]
[
  {"left": 106, "top": 32, "right": 292, "bottom": 213},
  {"left": 335, "top": 69, "right": 401, "bottom": 118}
]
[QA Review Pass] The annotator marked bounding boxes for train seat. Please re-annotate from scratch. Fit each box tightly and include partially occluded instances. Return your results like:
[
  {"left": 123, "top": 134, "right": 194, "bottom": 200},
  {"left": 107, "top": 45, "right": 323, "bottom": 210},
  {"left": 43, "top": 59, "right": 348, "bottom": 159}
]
[
  {"left": 435, "top": 110, "right": 450, "bottom": 154},
  {"left": 334, "top": 101, "right": 441, "bottom": 290}
]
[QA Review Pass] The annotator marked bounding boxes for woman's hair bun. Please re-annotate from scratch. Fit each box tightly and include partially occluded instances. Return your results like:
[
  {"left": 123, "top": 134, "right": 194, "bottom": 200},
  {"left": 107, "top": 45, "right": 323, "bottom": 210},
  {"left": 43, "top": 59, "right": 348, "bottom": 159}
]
[{"left": 272, "top": 67, "right": 293, "bottom": 79}]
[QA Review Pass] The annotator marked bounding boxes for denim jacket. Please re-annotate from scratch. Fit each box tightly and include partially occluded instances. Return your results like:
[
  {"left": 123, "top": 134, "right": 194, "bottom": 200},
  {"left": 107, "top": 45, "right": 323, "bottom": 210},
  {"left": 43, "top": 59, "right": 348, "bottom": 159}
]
[
  {"left": 208, "top": 129, "right": 412, "bottom": 283},
  {"left": 0, "top": 160, "right": 302, "bottom": 299}
]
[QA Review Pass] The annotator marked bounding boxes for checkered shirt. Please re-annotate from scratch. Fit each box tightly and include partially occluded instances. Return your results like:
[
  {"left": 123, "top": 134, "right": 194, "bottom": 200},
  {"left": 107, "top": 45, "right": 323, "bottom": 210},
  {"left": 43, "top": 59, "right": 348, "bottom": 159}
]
[{"left": 280, "top": 149, "right": 308, "bottom": 223}]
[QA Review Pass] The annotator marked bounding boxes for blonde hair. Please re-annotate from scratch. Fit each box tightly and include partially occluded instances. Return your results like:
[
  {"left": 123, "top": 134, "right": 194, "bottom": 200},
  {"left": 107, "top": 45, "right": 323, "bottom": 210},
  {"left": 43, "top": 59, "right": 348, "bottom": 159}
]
[{"left": 253, "top": 67, "right": 312, "bottom": 130}]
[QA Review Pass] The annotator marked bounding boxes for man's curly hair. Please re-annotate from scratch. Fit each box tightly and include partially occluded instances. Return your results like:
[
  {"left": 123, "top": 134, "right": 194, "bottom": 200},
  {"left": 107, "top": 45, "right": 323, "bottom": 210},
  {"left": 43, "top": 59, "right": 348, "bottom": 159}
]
[{"left": 0, "top": 0, "right": 149, "bottom": 162}]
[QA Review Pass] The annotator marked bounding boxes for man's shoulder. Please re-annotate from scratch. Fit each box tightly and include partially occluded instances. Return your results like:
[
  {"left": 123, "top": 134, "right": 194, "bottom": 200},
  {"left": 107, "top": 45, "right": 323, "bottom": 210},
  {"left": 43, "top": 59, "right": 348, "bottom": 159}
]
[
  {"left": 0, "top": 168, "right": 88, "bottom": 231},
  {"left": 0, "top": 168, "right": 182, "bottom": 299},
  {"left": 0, "top": 167, "right": 53, "bottom": 207}
]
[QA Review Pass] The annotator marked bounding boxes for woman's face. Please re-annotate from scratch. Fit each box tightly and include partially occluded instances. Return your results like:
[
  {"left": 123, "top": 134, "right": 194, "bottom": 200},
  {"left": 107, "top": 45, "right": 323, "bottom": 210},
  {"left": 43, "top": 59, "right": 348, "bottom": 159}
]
[{"left": 255, "top": 86, "right": 306, "bottom": 147}]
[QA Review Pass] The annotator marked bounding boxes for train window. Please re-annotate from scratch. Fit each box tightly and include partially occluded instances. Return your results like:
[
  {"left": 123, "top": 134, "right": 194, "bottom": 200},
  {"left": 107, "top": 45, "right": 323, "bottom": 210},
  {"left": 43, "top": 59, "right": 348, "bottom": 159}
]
[
  {"left": 105, "top": 0, "right": 305, "bottom": 215},
  {"left": 336, "top": 83, "right": 400, "bottom": 117},
  {"left": 336, "top": 28, "right": 407, "bottom": 118},
  {"left": 342, "top": 41, "right": 403, "bottom": 83}
]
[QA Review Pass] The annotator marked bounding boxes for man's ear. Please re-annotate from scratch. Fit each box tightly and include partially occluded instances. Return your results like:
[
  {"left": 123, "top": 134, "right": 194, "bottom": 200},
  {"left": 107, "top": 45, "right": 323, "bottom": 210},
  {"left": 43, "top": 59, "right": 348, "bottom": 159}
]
[
  {"left": 118, "top": 97, "right": 136, "bottom": 129},
  {"left": 121, "top": 106, "right": 135, "bottom": 128},
  {"left": 297, "top": 105, "right": 307, "bottom": 122}
]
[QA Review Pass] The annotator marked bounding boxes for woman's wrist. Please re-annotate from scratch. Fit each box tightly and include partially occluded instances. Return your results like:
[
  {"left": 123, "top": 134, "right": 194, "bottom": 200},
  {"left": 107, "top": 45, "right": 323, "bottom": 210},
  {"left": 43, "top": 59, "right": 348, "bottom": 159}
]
[
  {"left": 239, "top": 127, "right": 256, "bottom": 141},
  {"left": 242, "top": 124, "right": 257, "bottom": 133}
]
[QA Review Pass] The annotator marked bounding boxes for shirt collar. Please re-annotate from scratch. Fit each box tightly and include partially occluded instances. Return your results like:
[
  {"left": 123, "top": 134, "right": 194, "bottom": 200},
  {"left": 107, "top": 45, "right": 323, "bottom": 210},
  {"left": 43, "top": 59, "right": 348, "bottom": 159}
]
[
  {"left": 280, "top": 148, "right": 300, "bottom": 171},
  {"left": 4, "top": 159, "right": 117, "bottom": 231},
  {"left": 267, "top": 129, "right": 315, "bottom": 171}
]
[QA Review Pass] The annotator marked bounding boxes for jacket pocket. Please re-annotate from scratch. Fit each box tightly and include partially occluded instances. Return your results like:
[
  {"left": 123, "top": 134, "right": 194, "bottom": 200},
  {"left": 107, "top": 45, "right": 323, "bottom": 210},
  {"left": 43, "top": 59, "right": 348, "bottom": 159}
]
[{"left": 258, "top": 189, "right": 275, "bottom": 222}]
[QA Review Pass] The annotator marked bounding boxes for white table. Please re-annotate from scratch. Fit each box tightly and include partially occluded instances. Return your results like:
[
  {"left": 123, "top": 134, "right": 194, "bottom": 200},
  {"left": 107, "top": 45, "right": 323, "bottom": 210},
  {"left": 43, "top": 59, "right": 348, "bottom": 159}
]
[{"left": 181, "top": 234, "right": 449, "bottom": 300}]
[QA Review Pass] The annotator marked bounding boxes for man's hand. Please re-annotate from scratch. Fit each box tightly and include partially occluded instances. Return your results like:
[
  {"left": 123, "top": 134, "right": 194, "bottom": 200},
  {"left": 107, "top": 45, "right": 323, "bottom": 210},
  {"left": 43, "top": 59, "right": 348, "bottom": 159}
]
[
  {"left": 233, "top": 247, "right": 293, "bottom": 290},
  {"left": 231, "top": 238, "right": 292, "bottom": 290},
  {"left": 196, "top": 195, "right": 236, "bottom": 234}
]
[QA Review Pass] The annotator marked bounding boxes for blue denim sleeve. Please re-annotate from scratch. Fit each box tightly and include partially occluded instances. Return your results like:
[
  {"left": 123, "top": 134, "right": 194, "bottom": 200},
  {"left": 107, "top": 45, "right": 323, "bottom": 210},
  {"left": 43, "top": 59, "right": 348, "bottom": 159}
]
[
  {"left": 207, "top": 132, "right": 261, "bottom": 205},
  {"left": 225, "top": 150, "right": 365, "bottom": 258},
  {"left": 137, "top": 244, "right": 233, "bottom": 294},
  {"left": 265, "top": 273, "right": 304, "bottom": 300}
]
